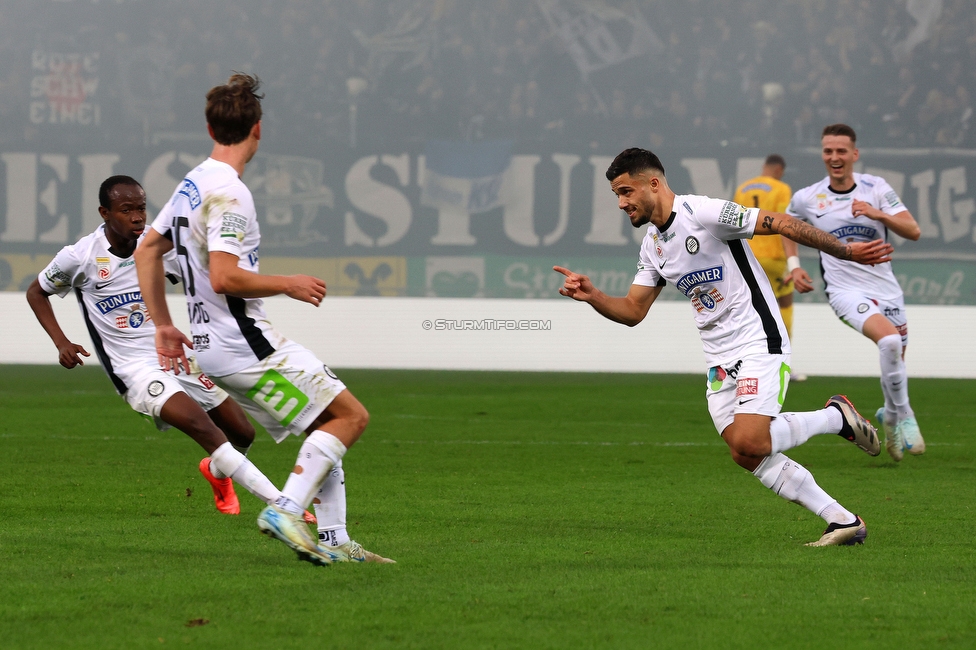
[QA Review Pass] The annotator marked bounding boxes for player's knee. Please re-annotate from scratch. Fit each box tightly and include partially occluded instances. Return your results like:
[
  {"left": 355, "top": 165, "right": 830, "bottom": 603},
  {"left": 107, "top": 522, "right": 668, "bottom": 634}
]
[
  {"left": 729, "top": 448, "right": 761, "bottom": 471},
  {"left": 723, "top": 427, "right": 769, "bottom": 459},
  {"left": 877, "top": 333, "right": 901, "bottom": 357}
]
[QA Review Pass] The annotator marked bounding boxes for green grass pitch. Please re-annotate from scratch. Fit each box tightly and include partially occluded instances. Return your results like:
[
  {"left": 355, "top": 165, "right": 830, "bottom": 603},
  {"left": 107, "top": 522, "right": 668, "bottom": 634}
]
[{"left": 1, "top": 365, "right": 974, "bottom": 649}]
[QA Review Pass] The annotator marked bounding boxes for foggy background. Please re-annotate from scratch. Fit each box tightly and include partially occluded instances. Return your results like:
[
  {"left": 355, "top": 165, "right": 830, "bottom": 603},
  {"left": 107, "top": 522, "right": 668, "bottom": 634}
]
[{"left": 0, "top": 0, "right": 972, "bottom": 304}]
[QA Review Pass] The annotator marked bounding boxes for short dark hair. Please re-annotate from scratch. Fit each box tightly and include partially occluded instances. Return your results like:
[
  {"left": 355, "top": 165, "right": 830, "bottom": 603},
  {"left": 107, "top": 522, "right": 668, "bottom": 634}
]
[
  {"left": 605, "top": 148, "right": 666, "bottom": 182},
  {"left": 821, "top": 124, "right": 857, "bottom": 143},
  {"left": 205, "top": 72, "right": 264, "bottom": 145},
  {"left": 99, "top": 175, "right": 142, "bottom": 210},
  {"left": 764, "top": 154, "right": 786, "bottom": 168}
]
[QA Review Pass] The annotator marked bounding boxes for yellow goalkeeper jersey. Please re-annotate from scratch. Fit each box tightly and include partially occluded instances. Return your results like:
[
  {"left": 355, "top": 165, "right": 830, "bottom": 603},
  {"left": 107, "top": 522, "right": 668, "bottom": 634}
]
[{"left": 734, "top": 175, "right": 792, "bottom": 260}]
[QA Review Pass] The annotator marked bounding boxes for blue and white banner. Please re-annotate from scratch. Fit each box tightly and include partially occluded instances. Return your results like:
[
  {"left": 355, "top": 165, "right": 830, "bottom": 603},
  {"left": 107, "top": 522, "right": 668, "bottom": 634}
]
[{"left": 420, "top": 140, "right": 513, "bottom": 214}]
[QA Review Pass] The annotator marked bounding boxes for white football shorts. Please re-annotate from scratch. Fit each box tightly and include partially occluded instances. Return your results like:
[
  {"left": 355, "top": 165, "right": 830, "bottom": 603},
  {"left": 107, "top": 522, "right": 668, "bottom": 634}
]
[
  {"left": 122, "top": 358, "right": 229, "bottom": 431},
  {"left": 210, "top": 339, "right": 347, "bottom": 443},
  {"left": 828, "top": 290, "right": 908, "bottom": 347},
  {"left": 706, "top": 353, "right": 792, "bottom": 434}
]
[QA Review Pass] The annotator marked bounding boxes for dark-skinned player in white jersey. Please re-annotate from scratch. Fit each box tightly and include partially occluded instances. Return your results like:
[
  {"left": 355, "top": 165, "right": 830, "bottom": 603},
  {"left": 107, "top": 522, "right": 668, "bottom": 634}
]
[
  {"left": 555, "top": 148, "right": 892, "bottom": 546},
  {"left": 26, "top": 175, "right": 297, "bottom": 521}
]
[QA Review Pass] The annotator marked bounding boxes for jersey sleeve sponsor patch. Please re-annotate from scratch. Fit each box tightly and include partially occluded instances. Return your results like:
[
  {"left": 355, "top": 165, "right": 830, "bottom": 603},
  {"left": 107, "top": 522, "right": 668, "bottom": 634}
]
[
  {"left": 717, "top": 201, "right": 747, "bottom": 227},
  {"left": 220, "top": 212, "right": 247, "bottom": 241},
  {"left": 43, "top": 262, "right": 72, "bottom": 289},
  {"left": 883, "top": 190, "right": 901, "bottom": 208}
]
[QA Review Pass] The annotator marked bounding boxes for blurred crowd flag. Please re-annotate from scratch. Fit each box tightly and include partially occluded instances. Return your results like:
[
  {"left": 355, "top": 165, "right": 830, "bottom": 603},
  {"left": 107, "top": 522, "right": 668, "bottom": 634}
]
[
  {"left": 536, "top": 0, "right": 663, "bottom": 79},
  {"left": 421, "top": 140, "right": 513, "bottom": 214}
]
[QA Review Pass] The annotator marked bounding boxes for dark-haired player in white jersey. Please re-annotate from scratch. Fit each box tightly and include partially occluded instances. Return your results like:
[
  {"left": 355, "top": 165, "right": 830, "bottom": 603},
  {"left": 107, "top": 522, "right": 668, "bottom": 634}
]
[
  {"left": 136, "top": 73, "right": 392, "bottom": 566},
  {"left": 556, "top": 148, "right": 893, "bottom": 546},
  {"left": 785, "top": 124, "right": 924, "bottom": 462},
  {"left": 26, "top": 175, "right": 290, "bottom": 519}
]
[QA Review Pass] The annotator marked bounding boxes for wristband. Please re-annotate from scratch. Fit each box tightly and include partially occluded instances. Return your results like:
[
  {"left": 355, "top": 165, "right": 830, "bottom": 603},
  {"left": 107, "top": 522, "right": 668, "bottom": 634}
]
[{"left": 786, "top": 256, "right": 801, "bottom": 272}]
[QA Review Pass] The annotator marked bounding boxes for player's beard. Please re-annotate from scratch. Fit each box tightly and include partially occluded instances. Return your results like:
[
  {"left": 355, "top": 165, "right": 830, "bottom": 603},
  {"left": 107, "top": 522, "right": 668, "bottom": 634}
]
[{"left": 628, "top": 206, "right": 650, "bottom": 228}]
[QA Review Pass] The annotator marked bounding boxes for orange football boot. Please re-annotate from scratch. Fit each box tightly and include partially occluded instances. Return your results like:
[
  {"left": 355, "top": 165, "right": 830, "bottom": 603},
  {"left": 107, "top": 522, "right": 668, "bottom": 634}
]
[{"left": 199, "top": 457, "right": 241, "bottom": 514}]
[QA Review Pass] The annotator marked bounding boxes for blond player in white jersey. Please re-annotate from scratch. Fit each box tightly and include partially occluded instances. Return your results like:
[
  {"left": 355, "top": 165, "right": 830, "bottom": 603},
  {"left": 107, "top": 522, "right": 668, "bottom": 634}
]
[
  {"left": 26, "top": 175, "right": 289, "bottom": 521},
  {"left": 785, "top": 124, "right": 924, "bottom": 462},
  {"left": 136, "top": 73, "right": 392, "bottom": 566},
  {"left": 556, "top": 148, "right": 894, "bottom": 546}
]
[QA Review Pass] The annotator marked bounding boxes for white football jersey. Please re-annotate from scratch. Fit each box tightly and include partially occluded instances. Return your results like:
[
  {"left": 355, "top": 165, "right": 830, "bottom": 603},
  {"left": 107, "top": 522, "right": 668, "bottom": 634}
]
[
  {"left": 151, "top": 158, "right": 283, "bottom": 377},
  {"left": 633, "top": 194, "right": 790, "bottom": 366},
  {"left": 787, "top": 173, "right": 904, "bottom": 299},
  {"left": 38, "top": 225, "right": 181, "bottom": 394}
]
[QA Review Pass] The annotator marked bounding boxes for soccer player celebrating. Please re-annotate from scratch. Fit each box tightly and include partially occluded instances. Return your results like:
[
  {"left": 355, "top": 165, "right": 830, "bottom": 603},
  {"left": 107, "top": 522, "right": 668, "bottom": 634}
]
[
  {"left": 27, "top": 175, "right": 288, "bottom": 517},
  {"left": 784, "top": 124, "right": 924, "bottom": 461},
  {"left": 555, "top": 148, "right": 891, "bottom": 546},
  {"left": 136, "top": 73, "right": 392, "bottom": 566}
]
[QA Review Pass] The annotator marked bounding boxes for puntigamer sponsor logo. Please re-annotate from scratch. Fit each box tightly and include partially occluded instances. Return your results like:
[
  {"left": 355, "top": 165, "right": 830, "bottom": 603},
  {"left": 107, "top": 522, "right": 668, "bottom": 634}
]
[
  {"left": 95, "top": 291, "right": 142, "bottom": 314},
  {"left": 830, "top": 225, "right": 877, "bottom": 240},
  {"left": 178, "top": 178, "right": 201, "bottom": 209},
  {"left": 675, "top": 266, "right": 723, "bottom": 296}
]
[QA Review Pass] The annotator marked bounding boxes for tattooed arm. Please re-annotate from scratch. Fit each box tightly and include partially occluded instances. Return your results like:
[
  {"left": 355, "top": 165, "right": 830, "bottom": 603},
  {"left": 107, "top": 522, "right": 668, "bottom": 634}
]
[
  {"left": 756, "top": 211, "right": 892, "bottom": 263},
  {"left": 755, "top": 211, "right": 894, "bottom": 293}
]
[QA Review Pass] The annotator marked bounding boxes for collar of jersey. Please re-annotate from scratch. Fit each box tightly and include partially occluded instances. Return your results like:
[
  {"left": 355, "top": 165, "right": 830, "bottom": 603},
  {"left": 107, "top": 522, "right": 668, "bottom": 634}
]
[
  {"left": 660, "top": 211, "right": 677, "bottom": 232},
  {"left": 827, "top": 182, "right": 857, "bottom": 195}
]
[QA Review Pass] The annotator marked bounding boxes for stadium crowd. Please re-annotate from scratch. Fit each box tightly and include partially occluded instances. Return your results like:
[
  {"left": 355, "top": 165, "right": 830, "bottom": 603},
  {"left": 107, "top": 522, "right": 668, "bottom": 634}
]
[{"left": 0, "top": 0, "right": 972, "bottom": 152}]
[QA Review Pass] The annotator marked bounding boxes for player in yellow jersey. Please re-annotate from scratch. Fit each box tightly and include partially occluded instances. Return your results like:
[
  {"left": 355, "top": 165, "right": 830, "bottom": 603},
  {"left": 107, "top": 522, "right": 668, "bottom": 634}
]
[{"left": 734, "top": 155, "right": 804, "bottom": 379}]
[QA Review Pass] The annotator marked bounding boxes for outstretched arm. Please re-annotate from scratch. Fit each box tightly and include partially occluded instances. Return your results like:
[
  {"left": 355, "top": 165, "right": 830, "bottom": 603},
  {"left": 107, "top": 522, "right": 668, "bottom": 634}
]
[
  {"left": 553, "top": 266, "right": 661, "bottom": 326},
  {"left": 758, "top": 211, "right": 892, "bottom": 294},
  {"left": 25, "top": 279, "right": 90, "bottom": 368},
  {"left": 756, "top": 211, "right": 893, "bottom": 264},
  {"left": 135, "top": 229, "right": 191, "bottom": 374}
]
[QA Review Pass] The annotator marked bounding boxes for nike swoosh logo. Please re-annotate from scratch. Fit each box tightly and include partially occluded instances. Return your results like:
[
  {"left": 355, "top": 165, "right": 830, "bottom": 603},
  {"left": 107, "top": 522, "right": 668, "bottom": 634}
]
[
  {"left": 94, "top": 282, "right": 110, "bottom": 290},
  {"left": 815, "top": 213, "right": 827, "bottom": 218},
  {"left": 660, "top": 259, "right": 668, "bottom": 269},
  {"left": 738, "top": 398, "right": 756, "bottom": 406}
]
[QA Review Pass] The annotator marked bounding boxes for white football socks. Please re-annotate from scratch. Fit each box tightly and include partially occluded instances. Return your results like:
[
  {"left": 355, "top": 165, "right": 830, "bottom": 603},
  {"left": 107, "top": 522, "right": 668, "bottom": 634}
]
[
  {"left": 209, "top": 444, "right": 251, "bottom": 479},
  {"left": 314, "top": 462, "right": 350, "bottom": 547},
  {"left": 768, "top": 408, "right": 842, "bottom": 455},
  {"left": 878, "top": 334, "right": 913, "bottom": 421},
  {"left": 210, "top": 442, "right": 281, "bottom": 505},
  {"left": 752, "top": 453, "right": 855, "bottom": 524},
  {"left": 278, "top": 430, "right": 347, "bottom": 515}
]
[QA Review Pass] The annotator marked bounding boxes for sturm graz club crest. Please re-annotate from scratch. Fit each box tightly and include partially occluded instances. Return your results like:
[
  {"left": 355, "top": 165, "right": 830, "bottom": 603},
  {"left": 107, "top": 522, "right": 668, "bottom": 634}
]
[
  {"left": 695, "top": 288, "right": 715, "bottom": 310},
  {"left": 685, "top": 236, "right": 700, "bottom": 254},
  {"left": 147, "top": 380, "right": 164, "bottom": 397}
]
